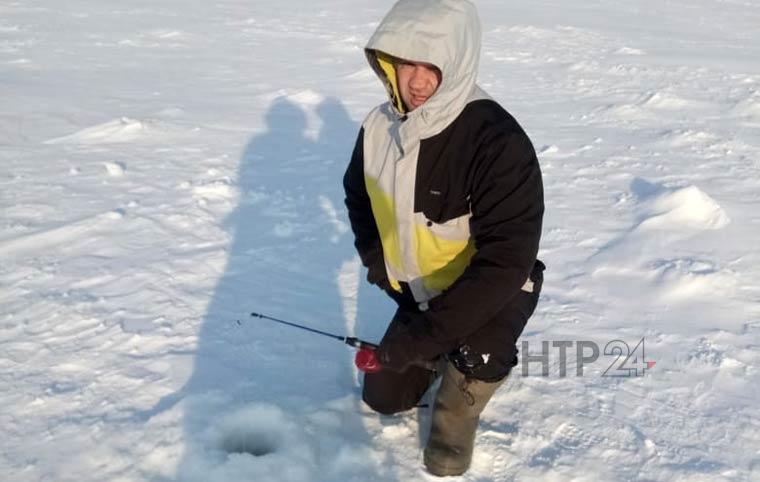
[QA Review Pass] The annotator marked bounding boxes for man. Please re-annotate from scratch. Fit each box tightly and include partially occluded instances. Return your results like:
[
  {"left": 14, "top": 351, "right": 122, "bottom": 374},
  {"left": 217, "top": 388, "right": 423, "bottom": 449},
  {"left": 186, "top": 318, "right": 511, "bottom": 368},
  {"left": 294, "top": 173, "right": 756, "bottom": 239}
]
[{"left": 343, "top": 0, "right": 545, "bottom": 476}]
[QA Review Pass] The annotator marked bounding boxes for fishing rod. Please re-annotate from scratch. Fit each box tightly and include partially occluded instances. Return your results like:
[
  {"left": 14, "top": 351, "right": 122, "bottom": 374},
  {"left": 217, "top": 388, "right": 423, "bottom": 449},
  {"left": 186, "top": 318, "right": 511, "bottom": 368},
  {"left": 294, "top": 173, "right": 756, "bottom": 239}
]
[{"left": 248, "top": 311, "right": 436, "bottom": 373}]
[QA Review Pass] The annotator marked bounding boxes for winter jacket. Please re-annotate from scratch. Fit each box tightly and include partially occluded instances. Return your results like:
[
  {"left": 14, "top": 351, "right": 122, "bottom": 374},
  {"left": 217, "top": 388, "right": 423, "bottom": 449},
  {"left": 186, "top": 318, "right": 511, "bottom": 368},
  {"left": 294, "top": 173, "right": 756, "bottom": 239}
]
[{"left": 344, "top": 0, "right": 544, "bottom": 362}]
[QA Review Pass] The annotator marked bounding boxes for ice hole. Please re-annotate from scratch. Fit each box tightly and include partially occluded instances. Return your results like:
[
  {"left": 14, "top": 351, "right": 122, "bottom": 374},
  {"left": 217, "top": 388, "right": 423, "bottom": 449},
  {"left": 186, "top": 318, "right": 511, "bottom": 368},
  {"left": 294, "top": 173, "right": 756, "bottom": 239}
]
[{"left": 220, "top": 427, "right": 282, "bottom": 457}]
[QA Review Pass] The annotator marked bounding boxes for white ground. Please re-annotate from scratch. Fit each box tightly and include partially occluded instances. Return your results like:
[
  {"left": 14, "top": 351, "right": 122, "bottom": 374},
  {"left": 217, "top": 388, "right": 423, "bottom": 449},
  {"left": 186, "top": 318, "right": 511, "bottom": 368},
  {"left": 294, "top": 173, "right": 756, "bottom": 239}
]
[{"left": 2, "top": 0, "right": 759, "bottom": 481}]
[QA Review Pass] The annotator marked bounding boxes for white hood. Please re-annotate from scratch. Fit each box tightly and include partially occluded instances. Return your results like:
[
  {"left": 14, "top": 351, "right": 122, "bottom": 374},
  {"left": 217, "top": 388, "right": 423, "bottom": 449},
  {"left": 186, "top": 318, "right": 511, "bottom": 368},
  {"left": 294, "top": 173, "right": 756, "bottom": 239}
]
[{"left": 365, "top": 0, "right": 484, "bottom": 139}]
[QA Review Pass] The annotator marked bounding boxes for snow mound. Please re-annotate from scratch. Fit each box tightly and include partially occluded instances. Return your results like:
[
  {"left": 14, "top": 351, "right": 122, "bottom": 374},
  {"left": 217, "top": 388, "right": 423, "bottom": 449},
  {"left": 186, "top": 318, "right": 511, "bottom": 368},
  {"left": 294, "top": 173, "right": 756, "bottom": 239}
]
[
  {"left": 615, "top": 46, "right": 645, "bottom": 55},
  {"left": 103, "top": 161, "right": 126, "bottom": 176},
  {"left": 263, "top": 89, "right": 326, "bottom": 107},
  {"left": 44, "top": 117, "right": 149, "bottom": 144},
  {"left": 287, "top": 89, "right": 326, "bottom": 106},
  {"left": 636, "top": 185, "right": 729, "bottom": 231},
  {"left": 659, "top": 128, "right": 718, "bottom": 147},
  {"left": 539, "top": 144, "right": 559, "bottom": 155},
  {"left": 603, "top": 92, "right": 704, "bottom": 120},
  {"left": 640, "top": 91, "right": 690, "bottom": 110}
]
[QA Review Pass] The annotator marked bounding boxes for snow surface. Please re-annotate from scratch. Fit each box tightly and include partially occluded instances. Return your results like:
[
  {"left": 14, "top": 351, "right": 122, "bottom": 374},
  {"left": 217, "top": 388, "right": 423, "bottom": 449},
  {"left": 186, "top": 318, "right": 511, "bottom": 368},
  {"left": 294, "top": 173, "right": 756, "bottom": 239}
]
[{"left": 2, "top": 0, "right": 760, "bottom": 481}]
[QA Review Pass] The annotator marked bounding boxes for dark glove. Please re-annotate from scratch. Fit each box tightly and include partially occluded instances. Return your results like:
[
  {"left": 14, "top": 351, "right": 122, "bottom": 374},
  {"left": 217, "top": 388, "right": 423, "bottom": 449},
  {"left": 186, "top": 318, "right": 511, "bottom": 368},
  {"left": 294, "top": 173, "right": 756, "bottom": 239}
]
[
  {"left": 367, "top": 259, "right": 419, "bottom": 310},
  {"left": 366, "top": 257, "right": 389, "bottom": 289}
]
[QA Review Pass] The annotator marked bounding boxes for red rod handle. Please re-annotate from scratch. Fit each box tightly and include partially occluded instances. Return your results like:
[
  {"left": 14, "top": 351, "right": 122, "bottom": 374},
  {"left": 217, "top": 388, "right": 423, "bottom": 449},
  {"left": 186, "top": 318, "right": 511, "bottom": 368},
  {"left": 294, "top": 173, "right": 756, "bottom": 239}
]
[{"left": 354, "top": 348, "right": 382, "bottom": 373}]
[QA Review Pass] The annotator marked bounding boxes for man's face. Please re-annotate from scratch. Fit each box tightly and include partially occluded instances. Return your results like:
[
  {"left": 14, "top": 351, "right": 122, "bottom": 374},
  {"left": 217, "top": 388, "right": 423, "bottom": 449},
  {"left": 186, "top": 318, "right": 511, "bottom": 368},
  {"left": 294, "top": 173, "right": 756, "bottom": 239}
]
[{"left": 396, "top": 60, "right": 441, "bottom": 111}]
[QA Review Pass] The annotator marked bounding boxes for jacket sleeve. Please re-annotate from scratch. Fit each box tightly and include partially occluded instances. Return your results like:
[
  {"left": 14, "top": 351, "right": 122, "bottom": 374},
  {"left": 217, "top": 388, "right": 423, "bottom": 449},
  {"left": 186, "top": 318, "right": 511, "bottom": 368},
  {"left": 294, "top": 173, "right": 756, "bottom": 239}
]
[
  {"left": 343, "top": 128, "right": 388, "bottom": 287},
  {"left": 413, "top": 126, "right": 544, "bottom": 358}
]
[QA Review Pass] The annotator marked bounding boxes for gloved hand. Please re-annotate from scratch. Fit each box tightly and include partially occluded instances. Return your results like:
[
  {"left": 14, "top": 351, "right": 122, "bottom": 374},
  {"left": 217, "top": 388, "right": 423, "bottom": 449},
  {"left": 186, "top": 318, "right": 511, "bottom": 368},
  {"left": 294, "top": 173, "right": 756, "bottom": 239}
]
[
  {"left": 376, "top": 310, "right": 428, "bottom": 373},
  {"left": 367, "top": 257, "right": 390, "bottom": 289},
  {"left": 367, "top": 260, "right": 419, "bottom": 310}
]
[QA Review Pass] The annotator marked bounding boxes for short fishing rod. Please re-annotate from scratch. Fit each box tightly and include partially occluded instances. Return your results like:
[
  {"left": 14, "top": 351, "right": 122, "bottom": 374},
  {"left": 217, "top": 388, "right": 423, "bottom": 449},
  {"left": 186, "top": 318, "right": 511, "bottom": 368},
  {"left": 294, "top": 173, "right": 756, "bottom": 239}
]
[
  {"left": 250, "top": 312, "right": 379, "bottom": 349},
  {"left": 247, "top": 311, "right": 436, "bottom": 372}
]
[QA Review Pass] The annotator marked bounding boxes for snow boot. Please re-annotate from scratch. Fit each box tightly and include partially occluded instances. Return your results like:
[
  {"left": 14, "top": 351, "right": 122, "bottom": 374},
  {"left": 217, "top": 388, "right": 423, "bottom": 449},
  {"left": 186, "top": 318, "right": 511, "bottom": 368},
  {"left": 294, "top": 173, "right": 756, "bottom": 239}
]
[{"left": 423, "top": 361, "right": 505, "bottom": 477}]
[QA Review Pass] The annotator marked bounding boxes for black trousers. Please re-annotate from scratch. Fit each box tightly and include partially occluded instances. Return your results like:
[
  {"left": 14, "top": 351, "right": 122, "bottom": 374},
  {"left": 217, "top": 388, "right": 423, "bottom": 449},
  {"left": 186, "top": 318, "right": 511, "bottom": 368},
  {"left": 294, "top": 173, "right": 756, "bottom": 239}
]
[{"left": 363, "top": 262, "right": 544, "bottom": 415}]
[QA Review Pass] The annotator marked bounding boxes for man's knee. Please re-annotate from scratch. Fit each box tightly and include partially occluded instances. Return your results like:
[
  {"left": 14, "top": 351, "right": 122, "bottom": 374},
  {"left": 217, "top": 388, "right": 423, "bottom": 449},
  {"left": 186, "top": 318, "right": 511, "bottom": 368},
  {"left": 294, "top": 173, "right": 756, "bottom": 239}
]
[
  {"left": 362, "top": 368, "right": 432, "bottom": 415},
  {"left": 362, "top": 381, "right": 415, "bottom": 415}
]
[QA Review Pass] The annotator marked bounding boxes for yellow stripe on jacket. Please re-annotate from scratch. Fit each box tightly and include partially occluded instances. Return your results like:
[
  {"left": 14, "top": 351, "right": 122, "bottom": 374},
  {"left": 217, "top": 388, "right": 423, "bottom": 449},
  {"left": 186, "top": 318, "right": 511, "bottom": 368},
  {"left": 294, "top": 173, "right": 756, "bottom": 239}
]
[{"left": 365, "top": 175, "right": 475, "bottom": 294}]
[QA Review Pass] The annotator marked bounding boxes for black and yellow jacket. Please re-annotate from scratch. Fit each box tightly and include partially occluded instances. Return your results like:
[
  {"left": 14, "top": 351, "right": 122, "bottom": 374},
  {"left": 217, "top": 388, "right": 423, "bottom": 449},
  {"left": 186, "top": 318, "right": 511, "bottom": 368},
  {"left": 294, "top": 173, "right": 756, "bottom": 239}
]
[{"left": 344, "top": 0, "right": 544, "bottom": 363}]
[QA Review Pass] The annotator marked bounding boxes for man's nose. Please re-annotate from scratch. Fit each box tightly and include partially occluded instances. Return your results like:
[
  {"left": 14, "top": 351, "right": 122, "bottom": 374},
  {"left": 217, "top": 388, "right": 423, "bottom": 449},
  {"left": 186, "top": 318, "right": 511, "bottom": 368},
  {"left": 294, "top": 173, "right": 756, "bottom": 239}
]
[{"left": 409, "top": 67, "right": 428, "bottom": 88}]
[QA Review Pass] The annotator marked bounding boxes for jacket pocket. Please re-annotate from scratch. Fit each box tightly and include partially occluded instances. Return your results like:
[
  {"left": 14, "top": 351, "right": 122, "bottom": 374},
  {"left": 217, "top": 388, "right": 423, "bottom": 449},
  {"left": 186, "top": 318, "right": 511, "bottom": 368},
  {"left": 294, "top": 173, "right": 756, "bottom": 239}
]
[
  {"left": 425, "top": 213, "right": 471, "bottom": 241},
  {"left": 421, "top": 191, "right": 446, "bottom": 223},
  {"left": 421, "top": 188, "right": 469, "bottom": 224}
]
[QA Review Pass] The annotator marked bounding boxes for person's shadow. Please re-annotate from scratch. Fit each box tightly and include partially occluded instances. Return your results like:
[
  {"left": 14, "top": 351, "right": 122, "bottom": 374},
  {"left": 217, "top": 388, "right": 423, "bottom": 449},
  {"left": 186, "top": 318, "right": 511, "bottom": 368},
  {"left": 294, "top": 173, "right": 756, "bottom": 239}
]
[{"left": 140, "top": 96, "right": 404, "bottom": 480}]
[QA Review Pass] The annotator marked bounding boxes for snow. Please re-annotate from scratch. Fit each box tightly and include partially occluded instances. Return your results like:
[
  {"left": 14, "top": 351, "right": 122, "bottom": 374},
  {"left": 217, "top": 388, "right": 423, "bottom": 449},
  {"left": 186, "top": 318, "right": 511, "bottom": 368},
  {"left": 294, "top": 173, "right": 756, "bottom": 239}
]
[{"left": 1, "top": 0, "right": 759, "bottom": 480}]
